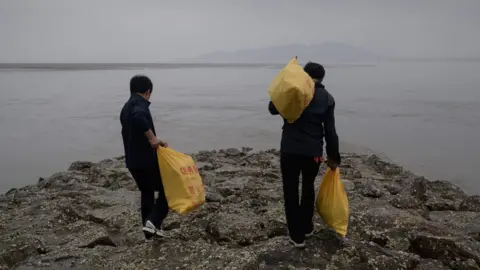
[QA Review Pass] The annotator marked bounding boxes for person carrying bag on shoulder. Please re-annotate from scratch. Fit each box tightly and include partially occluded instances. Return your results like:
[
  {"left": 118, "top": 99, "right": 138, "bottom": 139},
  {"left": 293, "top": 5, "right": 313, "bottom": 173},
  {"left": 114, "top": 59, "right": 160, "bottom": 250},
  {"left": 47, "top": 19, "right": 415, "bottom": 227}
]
[{"left": 269, "top": 62, "right": 341, "bottom": 248}]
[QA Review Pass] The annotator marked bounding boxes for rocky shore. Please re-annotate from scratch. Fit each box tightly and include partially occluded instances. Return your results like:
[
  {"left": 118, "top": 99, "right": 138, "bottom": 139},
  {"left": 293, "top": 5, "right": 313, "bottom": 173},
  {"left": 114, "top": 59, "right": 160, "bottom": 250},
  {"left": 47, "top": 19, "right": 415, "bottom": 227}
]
[{"left": 1, "top": 148, "right": 480, "bottom": 269}]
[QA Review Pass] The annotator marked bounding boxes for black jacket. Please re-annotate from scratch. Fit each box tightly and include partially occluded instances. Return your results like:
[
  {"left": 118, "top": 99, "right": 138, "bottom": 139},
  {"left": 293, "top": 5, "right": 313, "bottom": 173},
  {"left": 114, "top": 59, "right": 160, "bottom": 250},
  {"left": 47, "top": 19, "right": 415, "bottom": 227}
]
[
  {"left": 120, "top": 94, "right": 157, "bottom": 169},
  {"left": 269, "top": 82, "right": 341, "bottom": 164}
]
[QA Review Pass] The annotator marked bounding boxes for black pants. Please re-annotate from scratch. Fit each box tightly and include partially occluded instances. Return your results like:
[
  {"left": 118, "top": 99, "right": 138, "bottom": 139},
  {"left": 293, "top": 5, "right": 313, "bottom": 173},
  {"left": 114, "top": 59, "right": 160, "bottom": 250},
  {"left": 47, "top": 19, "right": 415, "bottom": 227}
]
[
  {"left": 280, "top": 153, "right": 321, "bottom": 242},
  {"left": 128, "top": 165, "right": 169, "bottom": 230}
]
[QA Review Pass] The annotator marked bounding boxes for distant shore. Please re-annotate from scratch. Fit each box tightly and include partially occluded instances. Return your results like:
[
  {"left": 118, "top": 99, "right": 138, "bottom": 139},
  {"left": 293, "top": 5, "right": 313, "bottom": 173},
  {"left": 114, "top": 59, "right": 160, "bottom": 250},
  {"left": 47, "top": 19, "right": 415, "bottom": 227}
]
[
  {"left": 0, "top": 62, "right": 381, "bottom": 71},
  {"left": 0, "top": 62, "right": 283, "bottom": 71},
  {"left": 1, "top": 58, "right": 478, "bottom": 71}
]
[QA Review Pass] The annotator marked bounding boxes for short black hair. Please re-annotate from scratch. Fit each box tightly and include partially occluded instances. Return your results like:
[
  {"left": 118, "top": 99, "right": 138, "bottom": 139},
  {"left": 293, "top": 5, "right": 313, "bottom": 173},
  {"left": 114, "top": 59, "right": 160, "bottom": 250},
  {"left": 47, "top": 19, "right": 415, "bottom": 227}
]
[
  {"left": 304, "top": 62, "right": 325, "bottom": 82},
  {"left": 130, "top": 75, "right": 153, "bottom": 94}
]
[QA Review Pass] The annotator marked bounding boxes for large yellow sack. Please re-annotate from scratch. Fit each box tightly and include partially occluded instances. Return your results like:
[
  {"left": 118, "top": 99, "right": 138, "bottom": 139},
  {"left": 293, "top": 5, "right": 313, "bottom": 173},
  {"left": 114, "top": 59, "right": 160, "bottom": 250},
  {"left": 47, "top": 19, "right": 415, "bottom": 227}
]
[
  {"left": 268, "top": 57, "right": 315, "bottom": 123},
  {"left": 157, "top": 147, "right": 205, "bottom": 215},
  {"left": 316, "top": 168, "right": 349, "bottom": 236}
]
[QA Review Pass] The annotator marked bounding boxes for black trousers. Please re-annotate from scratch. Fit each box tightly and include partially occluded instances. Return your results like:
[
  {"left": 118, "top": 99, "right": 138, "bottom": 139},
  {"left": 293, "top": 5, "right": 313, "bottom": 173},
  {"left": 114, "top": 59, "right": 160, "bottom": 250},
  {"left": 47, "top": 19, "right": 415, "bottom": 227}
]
[
  {"left": 280, "top": 153, "right": 321, "bottom": 242},
  {"left": 128, "top": 165, "right": 169, "bottom": 230}
]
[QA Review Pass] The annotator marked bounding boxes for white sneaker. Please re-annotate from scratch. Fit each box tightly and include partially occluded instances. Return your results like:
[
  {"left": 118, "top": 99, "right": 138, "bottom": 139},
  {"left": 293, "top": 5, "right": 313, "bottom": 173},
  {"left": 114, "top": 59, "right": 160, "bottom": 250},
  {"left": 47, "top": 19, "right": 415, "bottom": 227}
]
[
  {"left": 155, "top": 228, "right": 166, "bottom": 238},
  {"left": 289, "top": 238, "right": 306, "bottom": 249},
  {"left": 142, "top": 220, "right": 166, "bottom": 238}
]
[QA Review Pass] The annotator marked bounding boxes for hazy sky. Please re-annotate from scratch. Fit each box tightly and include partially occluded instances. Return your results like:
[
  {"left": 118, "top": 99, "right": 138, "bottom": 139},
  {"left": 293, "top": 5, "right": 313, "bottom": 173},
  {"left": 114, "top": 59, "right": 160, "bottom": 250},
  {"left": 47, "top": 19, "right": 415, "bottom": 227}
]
[{"left": 1, "top": 0, "right": 479, "bottom": 62}]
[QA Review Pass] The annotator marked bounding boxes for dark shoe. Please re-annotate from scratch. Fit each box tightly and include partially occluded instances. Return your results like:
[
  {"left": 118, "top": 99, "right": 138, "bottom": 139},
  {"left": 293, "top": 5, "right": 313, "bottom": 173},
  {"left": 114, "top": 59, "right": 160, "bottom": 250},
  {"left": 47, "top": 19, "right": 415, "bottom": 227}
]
[
  {"left": 336, "top": 235, "right": 350, "bottom": 246},
  {"left": 144, "top": 233, "right": 154, "bottom": 243}
]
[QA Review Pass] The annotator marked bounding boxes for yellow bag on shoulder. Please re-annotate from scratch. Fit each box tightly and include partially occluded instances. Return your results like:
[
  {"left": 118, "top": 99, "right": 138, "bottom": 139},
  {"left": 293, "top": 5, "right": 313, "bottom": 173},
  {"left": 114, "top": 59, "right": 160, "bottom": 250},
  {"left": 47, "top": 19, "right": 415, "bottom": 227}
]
[
  {"left": 316, "top": 168, "right": 349, "bottom": 236},
  {"left": 157, "top": 147, "right": 205, "bottom": 215},
  {"left": 268, "top": 57, "right": 315, "bottom": 123}
]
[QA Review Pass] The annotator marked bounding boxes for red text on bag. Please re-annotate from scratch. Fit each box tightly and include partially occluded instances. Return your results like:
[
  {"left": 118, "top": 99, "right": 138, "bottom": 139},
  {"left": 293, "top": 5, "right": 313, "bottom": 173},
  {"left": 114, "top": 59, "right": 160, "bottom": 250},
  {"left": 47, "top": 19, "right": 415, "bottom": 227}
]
[{"left": 180, "top": 165, "right": 199, "bottom": 175}]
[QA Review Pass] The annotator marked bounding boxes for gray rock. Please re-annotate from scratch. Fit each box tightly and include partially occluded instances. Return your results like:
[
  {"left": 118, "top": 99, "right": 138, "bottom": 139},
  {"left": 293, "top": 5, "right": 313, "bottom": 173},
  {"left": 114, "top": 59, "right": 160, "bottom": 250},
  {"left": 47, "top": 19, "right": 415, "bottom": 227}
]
[
  {"left": 410, "top": 177, "right": 428, "bottom": 202},
  {"left": 196, "top": 162, "right": 215, "bottom": 171},
  {"left": 205, "top": 210, "right": 268, "bottom": 246},
  {"left": 353, "top": 170, "right": 363, "bottom": 179},
  {"left": 409, "top": 234, "right": 480, "bottom": 264},
  {"left": 366, "top": 254, "right": 419, "bottom": 270},
  {"left": 79, "top": 235, "right": 117, "bottom": 248},
  {"left": 0, "top": 236, "right": 47, "bottom": 268},
  {"left": 38, "top": 171, "right": 88, "bottom": 189},
  {"left": 242, "top": 147, "right": 253, "bottom": 153},
  {"left": 460, "top": 195, "right": 480, "bottom": 212},
  {"left": 342, "top": 179, "right": 355, "bottom": 192},
  {"left": 204, "top": 186, "right": 224, "bottom": 202},
  {"left": 68, "top": 161, "right": 94, "bottom": 171},
  {"left": 1, "top": 148, "right": 479, "bottom": 269},
  {"left": 95, "top": 158, "right": 125, "bottom": 169},
  {"left": 385, "top": 183, "right": 403, "bottom": 195},
  {"left": 428, "top": 211, "right": 480, "bottom": 239},
  {"left": 450, "top": 259, "right": 480, "bottom": 270},
  {"left": 356, "top": 182, "right": 385, "bottom": 198},
  {"left": 425, "top": 180, "right": 467, "bottom": 211},
  {"left": 426, "top": 199, "right": 460, "bottom": 211},
  {"left": 223, "top": 148, "right": 242, "bottom": 157},
  {"left": 366, "top": 155, "right": 405, "bottom": 176},
  {"left": 415, "top": 259, "right": 449, "bottom": 270}
]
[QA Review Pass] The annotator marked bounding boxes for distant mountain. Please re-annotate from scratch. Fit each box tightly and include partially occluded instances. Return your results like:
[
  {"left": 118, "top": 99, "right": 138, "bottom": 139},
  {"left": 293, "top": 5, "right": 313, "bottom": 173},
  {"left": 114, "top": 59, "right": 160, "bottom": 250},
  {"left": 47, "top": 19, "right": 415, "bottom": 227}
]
[{"left": 184, "top": 42, "right": 386, "bottom": 63}]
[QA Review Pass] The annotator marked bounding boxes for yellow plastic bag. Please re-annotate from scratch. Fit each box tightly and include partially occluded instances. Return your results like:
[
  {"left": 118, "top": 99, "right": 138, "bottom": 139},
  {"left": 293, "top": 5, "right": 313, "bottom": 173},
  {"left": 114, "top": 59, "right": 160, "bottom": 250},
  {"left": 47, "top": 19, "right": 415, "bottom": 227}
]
[
  {"left": 268, "top": 57, "right": 315, "bottom": 123},
  {"left": 157, "top": 147, "right": 205, "bottom": 215},
  {"left": 316, "top": 168, "right": 349, "bottom": 236}
]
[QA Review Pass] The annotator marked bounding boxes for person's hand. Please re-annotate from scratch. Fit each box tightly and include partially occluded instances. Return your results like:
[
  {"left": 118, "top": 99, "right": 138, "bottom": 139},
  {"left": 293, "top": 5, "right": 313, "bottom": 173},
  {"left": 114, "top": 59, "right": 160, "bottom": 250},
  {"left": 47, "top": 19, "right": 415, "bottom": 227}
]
[
  {"left": 158, "top": 140, "right": 168, "bottom": 148},
  {"left": 325, "top": 159, "right": 338, "bottom": 170},
  {"left": 149, "top": 138, "right": 168, "bottom": 149},
  {"left": 149, "top": 138, "right": 160, "bottom": 149}
]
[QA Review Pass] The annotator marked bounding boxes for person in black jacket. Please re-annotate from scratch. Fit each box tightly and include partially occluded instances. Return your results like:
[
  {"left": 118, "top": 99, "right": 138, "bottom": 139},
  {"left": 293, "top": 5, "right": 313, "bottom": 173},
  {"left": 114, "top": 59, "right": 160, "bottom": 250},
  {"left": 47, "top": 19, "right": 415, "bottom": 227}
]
[
  {"left": 120, "top": 75, "right": 169, "bottom": 240},
  {"left": 268, "top": 62, "right": 341, "bottom": 248}
]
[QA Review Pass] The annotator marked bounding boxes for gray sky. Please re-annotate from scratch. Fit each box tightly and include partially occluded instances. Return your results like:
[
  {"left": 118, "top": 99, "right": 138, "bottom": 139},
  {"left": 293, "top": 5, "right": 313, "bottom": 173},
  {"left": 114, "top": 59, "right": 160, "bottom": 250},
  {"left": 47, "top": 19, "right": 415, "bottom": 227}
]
[{"left": 1, "top": 0, "right": 479, "bottom": 62}]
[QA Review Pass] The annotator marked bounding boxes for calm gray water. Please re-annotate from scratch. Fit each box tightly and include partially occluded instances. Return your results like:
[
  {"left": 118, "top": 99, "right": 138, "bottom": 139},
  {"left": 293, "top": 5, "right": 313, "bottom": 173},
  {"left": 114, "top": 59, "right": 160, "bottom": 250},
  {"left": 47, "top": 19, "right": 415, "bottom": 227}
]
[{"left": 0, "top": 62, "right": 479, "bottom": 194}]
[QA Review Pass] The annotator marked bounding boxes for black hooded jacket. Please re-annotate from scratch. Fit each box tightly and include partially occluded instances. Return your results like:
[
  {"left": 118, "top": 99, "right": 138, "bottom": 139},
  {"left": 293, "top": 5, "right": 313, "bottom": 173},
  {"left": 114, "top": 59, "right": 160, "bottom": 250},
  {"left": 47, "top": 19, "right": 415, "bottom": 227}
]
[{"left": 269, "top": 82, "right": 341, "bottom": 164}]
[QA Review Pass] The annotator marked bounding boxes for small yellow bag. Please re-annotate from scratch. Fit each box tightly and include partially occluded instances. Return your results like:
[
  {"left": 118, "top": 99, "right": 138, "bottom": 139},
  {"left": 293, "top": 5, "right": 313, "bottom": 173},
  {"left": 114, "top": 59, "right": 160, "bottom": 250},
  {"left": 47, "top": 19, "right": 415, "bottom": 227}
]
[
  {"left": 268, "top": 57, "right": 315, "bottom": 123},
  {"left": 157, "top": 147, "right": 205, "bottom": 215},
  {"left": 316, "top": 168, "right": 349, "bottom": 236}
]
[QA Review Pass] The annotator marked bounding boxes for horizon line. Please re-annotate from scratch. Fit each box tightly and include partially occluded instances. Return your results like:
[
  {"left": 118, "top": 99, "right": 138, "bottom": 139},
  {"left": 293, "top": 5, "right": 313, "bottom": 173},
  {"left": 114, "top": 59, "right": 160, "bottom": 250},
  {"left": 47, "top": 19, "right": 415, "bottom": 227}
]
[{"left": 1, "top": 57, "right": 479, "bottom": 65}]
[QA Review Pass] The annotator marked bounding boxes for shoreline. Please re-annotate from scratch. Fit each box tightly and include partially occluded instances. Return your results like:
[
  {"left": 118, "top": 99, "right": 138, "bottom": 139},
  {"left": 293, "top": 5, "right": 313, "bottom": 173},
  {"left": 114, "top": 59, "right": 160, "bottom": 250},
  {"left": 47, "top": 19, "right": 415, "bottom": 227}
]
[
  {"left": 1, "top": 148, "right": 479, "bottom": 269},
  {"left": 0, "top": 140, "right": 395, "bottom": 195}
]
